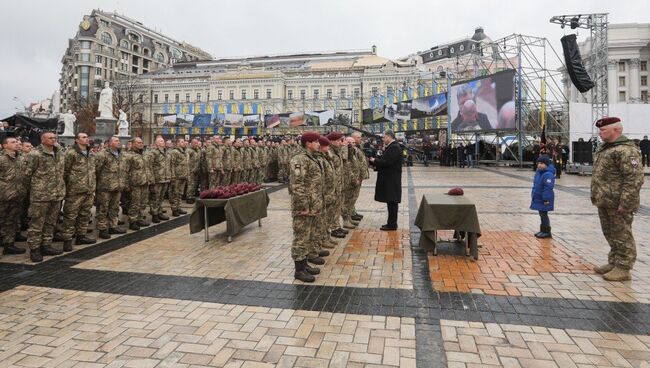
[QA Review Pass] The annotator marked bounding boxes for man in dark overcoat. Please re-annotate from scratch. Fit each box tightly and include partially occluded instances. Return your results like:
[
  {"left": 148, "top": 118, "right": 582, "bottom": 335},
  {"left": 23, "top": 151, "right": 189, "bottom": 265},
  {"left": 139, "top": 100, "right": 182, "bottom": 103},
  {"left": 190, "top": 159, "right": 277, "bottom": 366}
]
[{"left": 369, "top": 130, "right": 403, "bottom": 231}]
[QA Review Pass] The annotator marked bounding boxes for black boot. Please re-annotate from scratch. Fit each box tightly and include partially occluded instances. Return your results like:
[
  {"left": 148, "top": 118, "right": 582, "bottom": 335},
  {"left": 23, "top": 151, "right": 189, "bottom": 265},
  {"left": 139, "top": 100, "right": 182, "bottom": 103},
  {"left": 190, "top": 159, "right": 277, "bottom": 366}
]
[
  {"left": 63, "top": 240, "right": 73, "bottom": 252},
  {"left": 117, "top": 220, "right": 125, "bottom": 226},
  {"left": 318, "top": 250, "right": 330, "bottom": 257},
  {"left": 534, "top": 225, "right": 544, "bottom": 237},
  {"left": 98, "top": 230, "right": 111, "bottom": 239},
  {"left": 30, "top": 248, "right": 43, "bottom": 263},
  {"left": 158, "top": 213, "right": 170, "bottom": 221},
  {"left": 3, "top": 243, "right": 26, "bottom": 255},
  {"left": 14, "top": 233, "right": 27, "bottom": 242},
  {"left": 331, "top": 229, "right": 346, "bottom": 238},
  {"left": 151, "top": 214, "right": 160, "bottom": 224},
  {"left": 52, "top": 233, "right": 65, "bottom": 242},
  {"left": 351, "top": 214, "right": 362, "bottom": 221},
  {"left": 129, "top": 222, "right": 141, "bottom": 231},
  {"left": 307, "top": 256, "right": 325, "bottom": 265},
  {"left": 109, "top": 227, "right": 126, "bottom": 235},
  {"left": 41, "top": 245, "right": 62, "bottom": 256},
  {"left": 177, "top": 209, "right": 188, "bottom": 215},
  {"left": 338, "top": 228, "right": 349, "bottom": 235},
  {"left": 294, "top": 260, "right": 315, "bottom": 283},
  {"left": 171, "top": 210, "right": 181, "bottom": 217},
  {"left": 535, "top": 226, "right": 552, "bottom": 239},
  {"left": 75, "top": 236, "right": 97, "bottom": 245},
  {"left": 136, "top": 220, "right": 150, "bottom": 227},
  {"left": 186, "top": 198, "right": 195, "bottom": 204},
  {"left": 304, "top": 261, "right": 321, "bottom": 275}
]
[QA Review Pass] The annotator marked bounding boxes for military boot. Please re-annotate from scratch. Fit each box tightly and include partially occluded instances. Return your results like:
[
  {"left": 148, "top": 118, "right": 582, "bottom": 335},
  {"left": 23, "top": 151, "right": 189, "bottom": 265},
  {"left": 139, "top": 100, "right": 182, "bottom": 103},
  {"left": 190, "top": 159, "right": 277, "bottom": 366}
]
[
  {"left": 30, "top": 248, "right": 43, "bottom": 263},
  {"left": 337, "top": 227, "right": 349, "bottom": 235},
  {"left": 109, "top": 227, "right": 126, "bottom": 235},
  {"left": 603, "top": 267, "right": 631, "bottom": 281},
  {"left": 593, "top": 263, "right": 615, "bottom": 275},
  {"left": 318, "top": 250, "right": 330, "bottom": 257},
  {"left": 294, "top": 260, "right": 315, "bottom": 283},
  {"left": 52, "top": 233, "right": 65, "bottom": 242},
  {"left": 177, "top": 209, "right": 188, "bottom": 215},
  {"left": 307, "top": 256, "right": 325, "bottom": 265},
  {"left": 98, "top": 230, "right": 111, "bottom": 239},
  {"left": 129, "top": 222, "right": 141, "bottom": 231},
  {"left": 136, "top": 220, "right": 150, "bottom": 227},
  {"left": 351, "top": 214, "right": 363, "bottom": 222},
  {"left": 63, "top": 240, "right": 73, "bottom": 252},
  {"left": 14, "top": 233, "right": 27, "bottom": 242},
  {"left": 150, "top": 214, "right": 161, "bottom": 224},
  {"left": 41, "top": 245, "right": 62, "bottom": 256},
  {"left": 3, "top": 243, "right": 26, "bottom": 255},
  {"left": 304, "top": 261, "right": 321, "bottom": 275},
  {"left": 331, "top": 229, "right": 346, "bottom": 238},
  {"left": 75, "top": 236, "right": 97, "bottom": 245},
  {"left": 171, "top": 210, "right": 181, "bottom": 217},
  {"left": 158, "top": 213, "right": 170, "bottom": 221}
]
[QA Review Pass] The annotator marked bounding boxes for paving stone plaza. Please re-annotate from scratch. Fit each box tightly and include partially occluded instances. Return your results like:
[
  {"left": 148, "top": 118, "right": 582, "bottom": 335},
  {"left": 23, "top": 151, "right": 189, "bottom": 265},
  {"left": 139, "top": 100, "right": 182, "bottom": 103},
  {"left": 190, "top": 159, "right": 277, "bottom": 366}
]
[{"left": 1, "top": 166, "right": 649, "bottom": 367}]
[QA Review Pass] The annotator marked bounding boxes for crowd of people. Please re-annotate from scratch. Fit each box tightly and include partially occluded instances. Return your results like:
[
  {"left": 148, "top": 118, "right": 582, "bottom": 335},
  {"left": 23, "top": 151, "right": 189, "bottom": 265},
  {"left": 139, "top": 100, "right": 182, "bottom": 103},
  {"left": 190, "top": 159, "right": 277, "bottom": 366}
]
[{"left": 0, "top": 131, "right": 323, "bottom": 263}]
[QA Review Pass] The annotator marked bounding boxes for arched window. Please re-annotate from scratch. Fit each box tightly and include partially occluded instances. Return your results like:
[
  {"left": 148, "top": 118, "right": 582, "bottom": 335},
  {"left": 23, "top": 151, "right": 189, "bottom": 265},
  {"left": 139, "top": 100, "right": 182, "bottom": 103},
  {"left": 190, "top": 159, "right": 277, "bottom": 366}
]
[
  {"left": 101, "top": 32, "right": 112, "bottom": 45},
  {"left": 155, "top": 52, "right": 165, "bottom": 63},
  {"left": 132, "top": 44, "right": 139, "bottom": 53},
  {"left": 143, "top": 48, "right": 150, "bottom": 57},
  {"left": 120, "top": 39, "right": 129, "bottom": 49}
]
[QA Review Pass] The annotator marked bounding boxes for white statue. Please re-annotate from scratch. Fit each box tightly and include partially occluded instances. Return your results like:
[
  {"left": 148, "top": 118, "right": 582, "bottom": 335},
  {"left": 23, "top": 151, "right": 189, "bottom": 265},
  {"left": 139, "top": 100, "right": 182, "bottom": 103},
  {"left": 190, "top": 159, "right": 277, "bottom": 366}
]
[
  {"left": 98, "top": 81, "right": 114, "bottom": 119},
  {"left": 117, "top": 109, "right": 130, "bottom": 136},
  {"left": 59, "top": 109, "right": 76, "bottom": 136}
]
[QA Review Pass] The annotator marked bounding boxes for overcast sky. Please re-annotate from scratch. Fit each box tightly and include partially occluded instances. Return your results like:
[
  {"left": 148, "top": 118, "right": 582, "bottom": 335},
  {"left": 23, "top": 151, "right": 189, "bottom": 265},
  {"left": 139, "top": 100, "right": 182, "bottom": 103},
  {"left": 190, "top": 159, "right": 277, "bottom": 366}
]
[{"left": 1, "top": 0, "right": 647, "bottom": 117}]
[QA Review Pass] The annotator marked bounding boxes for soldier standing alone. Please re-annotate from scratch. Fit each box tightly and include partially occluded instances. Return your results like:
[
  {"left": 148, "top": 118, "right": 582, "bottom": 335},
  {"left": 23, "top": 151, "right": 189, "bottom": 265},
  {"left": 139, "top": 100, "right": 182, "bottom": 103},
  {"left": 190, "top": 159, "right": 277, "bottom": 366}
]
[{"left": 591, "top": 117, "right": 644, "bottom": 281}]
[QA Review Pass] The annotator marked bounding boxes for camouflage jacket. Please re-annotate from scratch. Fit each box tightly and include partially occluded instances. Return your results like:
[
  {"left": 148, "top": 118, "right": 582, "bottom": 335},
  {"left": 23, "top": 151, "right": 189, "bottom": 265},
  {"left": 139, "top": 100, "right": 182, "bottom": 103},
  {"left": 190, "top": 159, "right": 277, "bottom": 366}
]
[
  {"left": 124, "top": 148, "right": 149, "bottom": 188},
  {"left": 344, "top": 145, "right": 360, "bottom": 188},
  {"left": 314, "top": 151, "right": 336, "bottom": 204},
  {"left": 354, "top": 145, "right": 370, "bottom": 180},
  {"left": 0, "top": 150, "right": 26, "bottom": 201},
  {"left": 25, "top": 146, "right": 66, "bottom": 202},
  {"left": 329, "top": 146, "right": 344, "bottom": 194},
  {"left": 95, "top": 149, "right": 126, "bottom": 192},
  {"left": 145, "top": 147, "right": 170, "bottom": 183},
  {"left": 63, "top": 144, "right": 96, "bottom": 195},
  {"left": 591, "top": 135, "right": 645, "bottom": 211},
  {"left": 242, "top": 147, "right": 253, "bottom": 170},
  {"left": 231, "top": 147, "right": 243, "bottom": 171},
  {"left": 289, "top": 148, "right": 324, "bottom": 216},
  {"left": 205, "top": 143, "right": 223, "bottom": 172},
  {"left": 187, "top": 147, "right": 201, "bottom": 174},
  {"left": 169, "top": 147, "right": 190, "bottom": 180},
  {"left": 222, "top": 145, "right": 232, "bottom": 171}
]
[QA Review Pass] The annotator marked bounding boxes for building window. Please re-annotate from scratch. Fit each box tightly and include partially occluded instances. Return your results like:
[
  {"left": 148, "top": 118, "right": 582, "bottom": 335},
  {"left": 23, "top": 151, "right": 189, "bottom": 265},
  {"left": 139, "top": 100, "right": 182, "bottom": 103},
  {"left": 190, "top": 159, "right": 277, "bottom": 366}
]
[
  {"left": 174, "top": 94, "right": 179, "bottom": 103},
  {"left": 300, "top": 90, "right": 306, "bottom": 99},
  {"left": 80, "top": 53, "right": 90, "bottom": 62},
  {"left": 642, "top": 76, "right": 647, "bottom": 86},
  {"left": 287, "top": 90, "right": 293, "bottom": 100},
  {"left": 164, "top": 94, "right": 169, "bottom": 103},
  {"left": 207, "top": 92, "right": 210, "bottom": 101},
  {"left": 120, "top": 40, "right": 129, "bottom": 49},
  {"left": 100, "top": 19, "right": 109, "bottom": 27},
  {"left": 217, "top": 91, "right": 222, "bottom": 100},
  {"left": 254, "top": 89, "right": 259, "bottom": 99},
  {"left": 642, "top": 90, "right": 648, "bottom": 102},
  {"left": 313, "top": 89, "right": 319, "bottom": 99},
  {"left": 354, "top": 88, "right": 360, "bottom": 98},
  {"left": 371, "top": 87, "right": 378, "bottom": 96},
  {"left": 229, "top": 90, "right": 234, "bottom": 100},
  {"left": 326, "top": 89, "right": 332, "bottom": 99},
  {"left": 95, "top": 68, "right": 102, "bottom": 75},
  {"left": 154, "top": 94, "right": 158, "bottom": 103},
  {"left": 619, "top": 91, "right": 626, "bottom": 102},
  {"left": 619, "top": 62, "right": 626, "bottom": 72},
  {"left": 641, "top": 61, "right": 648, "bottom": 71},
  {"left": 241, "top": 90, "right": 247, "bottom": 100},
  {"left": 185, "top": 93, "right": 190, "bottom": 102},
  {"left": 266, "top": 89, "right": 272, "bottom": 99},
  {"left": 619, "top": 76, "right": 626, "bottom": 87},
  {"left": 80, "top": 41, "right": 91, "bottom": 49},
  {"left": 196, "top": 93, "right": 201, "bottom": 101},
  {"left": 340, "top": 89, "right": 346, "bottom": 98},
  {"left": 101, "top": 32, "right": 112, "bottom": 45},
  {"left": 95, "top": 55, "right": 102, "bottom": 63}
]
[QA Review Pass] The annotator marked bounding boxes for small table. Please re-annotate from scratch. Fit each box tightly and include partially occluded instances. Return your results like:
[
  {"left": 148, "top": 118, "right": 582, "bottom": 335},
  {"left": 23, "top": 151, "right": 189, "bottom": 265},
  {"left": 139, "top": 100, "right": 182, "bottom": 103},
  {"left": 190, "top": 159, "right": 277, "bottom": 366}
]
[
  {"left": 189, "top": 189, "right": 270, "bottom": 242},
  {"left": 414, "top": 194, "right": 481, "bottom": 260}
]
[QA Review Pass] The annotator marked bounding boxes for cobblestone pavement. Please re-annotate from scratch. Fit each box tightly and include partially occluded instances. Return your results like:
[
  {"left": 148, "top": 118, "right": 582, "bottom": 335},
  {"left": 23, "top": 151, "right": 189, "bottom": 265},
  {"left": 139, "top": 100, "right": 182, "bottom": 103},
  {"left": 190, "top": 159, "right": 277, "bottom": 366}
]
[{"left": 0, "top": 165, "right": 649, "bottom": 367}]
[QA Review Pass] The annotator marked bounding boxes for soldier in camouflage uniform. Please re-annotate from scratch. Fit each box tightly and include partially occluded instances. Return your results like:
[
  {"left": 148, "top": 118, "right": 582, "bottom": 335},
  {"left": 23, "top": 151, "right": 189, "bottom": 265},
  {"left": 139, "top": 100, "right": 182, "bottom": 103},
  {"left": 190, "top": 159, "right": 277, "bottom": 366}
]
[
  {"left": 341, "top": 137, "right": 361, "bottom": 229},
  {"left": 205, "top": 136, "right": 223, "bottom": 188},
  {"left": 241, "top": 139, "right": 253, "bottom": 183},
  {"left": 231, "top": 139, "right": 243, "bottom": 184},
  {"left": 146, "top": 137, "right": 171, "bottom": 223},
  {"left": 169, "top": 138, "right": 190, "bottom": 217},
  {"left": 315, "top": 137, "right": 338, "bottom": 250},
  {"left": 186, "top": 138, "right": 202, "bottom": 203},
  {"left": 19, "top": 141, "right": 33, "bottom": 232},
  {"left": 290, "top": 132, "right": 324, "bottom": 283},
  {"left": 326, "top": 132, "right": 347, "bottom": 238},
  {"left": 123, "top": 137, "right": 151, "bottom": 230},
  {"left": 350, "top": 132, "right": 369, "bottom": 222},
  {"left": 95, "top": 136, "right": 126, "bottom": 239},
  {"left": 24, "top": 132, "right": 65, "bottom": 262},
  {"left": 0, "top": 137, "right": 28, "bottom": 256},
  {"left": 590, "top": 117, "right": 645, "bottom": 281},
  {"left": 61, "top": 132, "right": 97, "bottom": 251},
  {"left": 277, "top": 140, "right": 288, "bottom": 183},
  {"left": 221, "top": 137, "right": 233, "bottom": 186}
]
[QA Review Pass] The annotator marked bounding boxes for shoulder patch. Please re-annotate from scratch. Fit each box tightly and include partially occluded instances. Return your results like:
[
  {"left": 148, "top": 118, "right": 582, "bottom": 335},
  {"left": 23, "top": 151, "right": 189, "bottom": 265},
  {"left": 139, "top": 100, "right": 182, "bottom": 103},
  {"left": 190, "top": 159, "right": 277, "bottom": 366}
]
[{"left": 631, "top": 158, "right": 639, "bottom": 167}]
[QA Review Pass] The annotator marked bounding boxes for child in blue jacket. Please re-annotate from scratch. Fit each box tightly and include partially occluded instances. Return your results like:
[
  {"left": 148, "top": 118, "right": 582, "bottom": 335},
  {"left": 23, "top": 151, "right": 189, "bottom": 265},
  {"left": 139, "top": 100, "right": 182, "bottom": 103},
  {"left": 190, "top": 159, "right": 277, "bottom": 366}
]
[{"left": 530, "top": 155, "right": 555, "bottom": 238}]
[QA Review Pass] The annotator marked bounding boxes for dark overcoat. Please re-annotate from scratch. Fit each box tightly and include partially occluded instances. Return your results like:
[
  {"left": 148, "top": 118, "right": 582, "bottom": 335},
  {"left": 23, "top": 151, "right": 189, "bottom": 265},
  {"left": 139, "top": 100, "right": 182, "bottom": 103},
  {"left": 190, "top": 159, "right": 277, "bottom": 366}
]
[{"left": 374, "top": 141, "right": 403, "bottom": 203}]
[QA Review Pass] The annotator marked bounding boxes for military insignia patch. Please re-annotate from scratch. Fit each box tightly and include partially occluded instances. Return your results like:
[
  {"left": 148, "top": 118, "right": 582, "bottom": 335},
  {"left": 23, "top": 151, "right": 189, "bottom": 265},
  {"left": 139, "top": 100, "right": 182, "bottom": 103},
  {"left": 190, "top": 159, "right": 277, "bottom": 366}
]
[{"left": 631, "top": 159, "right": 639, "bottom": 166}]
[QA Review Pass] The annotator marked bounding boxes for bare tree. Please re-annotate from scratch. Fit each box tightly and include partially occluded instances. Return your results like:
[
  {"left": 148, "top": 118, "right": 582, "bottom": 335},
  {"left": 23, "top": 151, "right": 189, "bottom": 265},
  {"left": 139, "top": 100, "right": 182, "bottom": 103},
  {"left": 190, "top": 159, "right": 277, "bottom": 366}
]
[
  {"left": 112, "top": 74, "right": 149, "bottom": 135},
  {"left": 69, "top": 96, "right": 97, "bottom": 135}
]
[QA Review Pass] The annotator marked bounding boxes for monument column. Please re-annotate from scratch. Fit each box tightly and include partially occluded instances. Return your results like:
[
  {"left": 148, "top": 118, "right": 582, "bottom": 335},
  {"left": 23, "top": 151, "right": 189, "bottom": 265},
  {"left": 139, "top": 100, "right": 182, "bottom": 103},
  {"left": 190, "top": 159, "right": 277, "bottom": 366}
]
[
  {"left": 607, "top": 59, "right": 618, "bottom": 105},
  {"left": 629, "top": 58, "right": 640, "bottom": 103}
]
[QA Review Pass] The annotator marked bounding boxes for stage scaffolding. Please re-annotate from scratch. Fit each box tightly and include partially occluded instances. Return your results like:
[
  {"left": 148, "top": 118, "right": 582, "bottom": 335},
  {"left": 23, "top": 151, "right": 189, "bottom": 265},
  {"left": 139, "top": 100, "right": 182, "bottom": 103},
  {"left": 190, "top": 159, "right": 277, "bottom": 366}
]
[{"left": 441, "top": 33, "right": 569, "bottom": 164}]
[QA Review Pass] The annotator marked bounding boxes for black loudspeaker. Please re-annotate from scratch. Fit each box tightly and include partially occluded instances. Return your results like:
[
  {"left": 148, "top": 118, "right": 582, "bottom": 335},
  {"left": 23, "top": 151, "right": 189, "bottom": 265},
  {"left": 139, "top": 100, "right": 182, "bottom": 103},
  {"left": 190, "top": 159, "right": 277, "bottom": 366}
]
[
  {"left": 561, "top": 34, "right": 595, "bottom": 93},
  {"left": 572, "top": 141, "right": 593, "bottom": 164}
]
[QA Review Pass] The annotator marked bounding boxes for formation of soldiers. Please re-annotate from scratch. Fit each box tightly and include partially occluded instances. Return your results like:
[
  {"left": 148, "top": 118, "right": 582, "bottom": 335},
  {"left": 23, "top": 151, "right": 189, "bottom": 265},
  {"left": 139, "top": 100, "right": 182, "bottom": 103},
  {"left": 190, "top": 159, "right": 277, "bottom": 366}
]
[
  {"left": 289, "top": 131, "right": 369, "bottom": 283},
  {"left": 0, "top": 132, "right": 304, "bottom": 263}
]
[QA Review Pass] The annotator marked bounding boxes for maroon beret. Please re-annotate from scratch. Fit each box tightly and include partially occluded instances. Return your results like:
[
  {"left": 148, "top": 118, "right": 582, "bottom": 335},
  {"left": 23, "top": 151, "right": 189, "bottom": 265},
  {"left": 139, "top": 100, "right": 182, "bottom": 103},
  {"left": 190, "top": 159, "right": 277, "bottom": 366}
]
[
  {"left": 447, "top": 187, "right": 464, "bottom": 196},
  {"left": 326, "top": 132, "right": 343, "bottom": 141},
  {"left": 595, "top": 117, "right": 621, "bottom": 128},
  {"left": 318, "top": 136, "right": 330, "bottom": 146},
  {"left": 300, "top": 132, "right": 320, "bottom": 145}
]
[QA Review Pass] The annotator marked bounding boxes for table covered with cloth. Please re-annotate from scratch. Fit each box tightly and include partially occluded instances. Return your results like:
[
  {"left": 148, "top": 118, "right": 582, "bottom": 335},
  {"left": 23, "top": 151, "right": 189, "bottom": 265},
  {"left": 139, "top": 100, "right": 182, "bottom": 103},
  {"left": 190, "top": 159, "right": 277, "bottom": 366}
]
[
  {"left": 414, "top": 193, "right": 481, "bottom": 260},
  {"left": 189, "top": 189, "right": 270, "bottom": 242}
]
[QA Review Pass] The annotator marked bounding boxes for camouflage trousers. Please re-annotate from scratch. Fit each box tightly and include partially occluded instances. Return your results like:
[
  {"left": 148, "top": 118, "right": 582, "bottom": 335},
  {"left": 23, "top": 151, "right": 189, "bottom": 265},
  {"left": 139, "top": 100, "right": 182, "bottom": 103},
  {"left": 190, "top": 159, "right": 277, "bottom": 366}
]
[
  {"left": 61, "top": 193, "right": 94, "bottom": 240},
  {"left": 27, "top": 200, "right": 61, "bottom": 250},
  {"left": 149, "top": 183, "right": 169, "bottom": 216},
  {"left": 328, "top": 195, "right": 343, "bottom": 230},
  {"left": 255, "top": 167, "right": 265, "bottom": 184},
  {"left": 187, "top": 171, "right": 200, "bottom": 198},
  {"left": 278, "top": 164, "right": 287, "bottom": 183},
  {"left": 0, "top": 200, "right": 21, "bottom": 245},
  {"left": 208, "top": 171, "right": 222, "bottom": 189},
  {"left": 128, "top": 185, "right": 148, "bottom": 223},
  {"left": 231, "top": 171, "right": 242, "bottom": 185},
  {"left": 96, "top": 191, "right": 121, "bottom": 231},
  {"left": 342, "top": 183, "right": 361, "bottom": 220},
  {"left": 351, "top": 182, "right": 362, "bottom": 215},
  {"left": 170, "top": 178, "right": 187, "bottom": 211},
  {"left": 598, "top": 207, "right": 637, "bottom": 270},
  {"left": 291, "top": 215, "right": 319, "bottom": 261}
]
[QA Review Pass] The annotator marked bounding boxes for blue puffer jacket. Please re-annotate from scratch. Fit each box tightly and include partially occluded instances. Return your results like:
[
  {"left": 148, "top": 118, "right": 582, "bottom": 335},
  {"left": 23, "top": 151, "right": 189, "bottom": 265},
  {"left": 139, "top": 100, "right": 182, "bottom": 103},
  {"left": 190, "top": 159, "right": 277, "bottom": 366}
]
[{"left": 530, "top": 165, "right": 555, "bottom": 211}]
